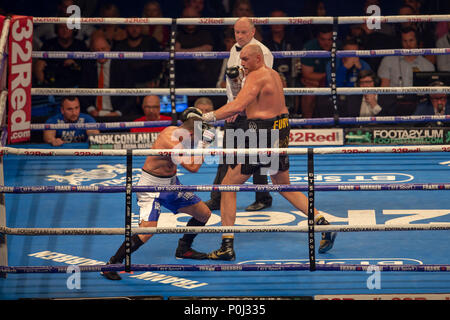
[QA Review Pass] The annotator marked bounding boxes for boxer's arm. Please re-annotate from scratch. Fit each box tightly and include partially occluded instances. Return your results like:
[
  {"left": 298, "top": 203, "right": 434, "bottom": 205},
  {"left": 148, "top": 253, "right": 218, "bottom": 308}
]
[
  {"left": 163, "top": 129, "right": 204, "bottom": 173},
  {"left": 205, "top": 73, "right": 261, "bottom": 121}
]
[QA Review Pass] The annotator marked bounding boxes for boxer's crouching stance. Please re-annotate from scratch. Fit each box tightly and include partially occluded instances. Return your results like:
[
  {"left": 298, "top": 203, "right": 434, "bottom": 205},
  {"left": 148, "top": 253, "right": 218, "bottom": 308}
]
[
  {"left": 202, "top": 44, "right": 336, "bottom": 260},
  {"left": 102, "top": 109, "right": 214, "bottom": 280}
]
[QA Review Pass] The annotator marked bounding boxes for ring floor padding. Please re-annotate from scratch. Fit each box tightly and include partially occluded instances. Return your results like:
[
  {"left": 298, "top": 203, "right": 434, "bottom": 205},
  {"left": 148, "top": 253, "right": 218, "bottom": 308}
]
[{"left": 1, "top": 143, "right": 450, "bottom": 299}]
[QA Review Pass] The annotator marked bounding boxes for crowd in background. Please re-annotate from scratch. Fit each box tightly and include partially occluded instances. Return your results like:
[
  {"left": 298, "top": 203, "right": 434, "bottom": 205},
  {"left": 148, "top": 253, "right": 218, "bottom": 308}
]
[{"left": 1, "top": 0, "right": 450, "bottom": 129}]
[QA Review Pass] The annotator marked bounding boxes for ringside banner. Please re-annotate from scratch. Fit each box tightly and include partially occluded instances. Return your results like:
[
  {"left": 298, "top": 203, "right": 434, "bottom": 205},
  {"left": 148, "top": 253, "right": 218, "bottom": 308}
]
[
  {"left": 8, "top": 15, "right": 33, "bottom": 144},
  {"left": 289, "top": 128, "right": 343, "bottom": 146},
  {"left": 89, "top": 132, "right": 159, "bottom": 149},
  {"left": 345, "top": 127, "right": 450, "bottom": 145}
]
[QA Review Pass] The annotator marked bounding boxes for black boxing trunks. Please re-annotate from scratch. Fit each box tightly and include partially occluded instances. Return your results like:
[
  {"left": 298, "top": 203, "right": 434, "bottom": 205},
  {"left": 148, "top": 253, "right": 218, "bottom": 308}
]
[{"left": 225, "top": 113, "right": 290, "bottom": 175}]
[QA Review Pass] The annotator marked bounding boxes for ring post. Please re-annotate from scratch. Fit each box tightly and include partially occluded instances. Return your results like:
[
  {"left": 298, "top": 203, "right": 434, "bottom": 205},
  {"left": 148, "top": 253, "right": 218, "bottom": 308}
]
[
  {"left": 331, "top": 16, "right": 339, "bottom": 126},
  {"left": 307, "top": 148, "right": 316, "bottom": 271},
  {"left": 169, "top": 18, "right": 178, "bottom": 126},
  {"left": 124, "top": 149, "right": 133, "bottom": 273}
]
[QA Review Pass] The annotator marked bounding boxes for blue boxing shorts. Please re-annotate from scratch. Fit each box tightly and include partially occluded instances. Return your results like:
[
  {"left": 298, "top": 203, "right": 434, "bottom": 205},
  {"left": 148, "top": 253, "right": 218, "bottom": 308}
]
[{"left": 137, "top": 169, "right": 202, "bottom": 222}]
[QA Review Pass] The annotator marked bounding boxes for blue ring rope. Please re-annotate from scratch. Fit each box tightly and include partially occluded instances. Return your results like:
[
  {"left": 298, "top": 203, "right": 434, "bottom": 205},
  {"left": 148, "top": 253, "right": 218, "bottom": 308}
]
[
  {"left": 1, "top": 263, "right": 450, "bottom": 273},
  {"left": 30, "top": 115, "right": 450, "bottom": 131},
  {"left": 0, "top": 184, "right": 449, "bottom": 194}
]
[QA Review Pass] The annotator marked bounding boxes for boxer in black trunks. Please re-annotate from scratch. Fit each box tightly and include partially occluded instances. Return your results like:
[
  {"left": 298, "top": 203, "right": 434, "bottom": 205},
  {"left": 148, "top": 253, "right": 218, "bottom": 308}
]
[{"left": 202, "top": 44, "right": 336, "bottom": 260}]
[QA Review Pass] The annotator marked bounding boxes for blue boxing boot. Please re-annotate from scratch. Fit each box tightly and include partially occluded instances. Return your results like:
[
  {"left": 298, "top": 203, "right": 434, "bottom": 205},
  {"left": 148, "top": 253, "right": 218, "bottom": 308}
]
[{"left": 316, "top": 216, "right": 337, "bottom": 253}]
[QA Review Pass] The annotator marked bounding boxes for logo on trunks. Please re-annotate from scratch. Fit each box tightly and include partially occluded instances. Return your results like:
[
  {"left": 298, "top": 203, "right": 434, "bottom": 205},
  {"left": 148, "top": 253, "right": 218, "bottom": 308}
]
[{"left": 248, "top": 122, "right": 257, "bottom": 131}]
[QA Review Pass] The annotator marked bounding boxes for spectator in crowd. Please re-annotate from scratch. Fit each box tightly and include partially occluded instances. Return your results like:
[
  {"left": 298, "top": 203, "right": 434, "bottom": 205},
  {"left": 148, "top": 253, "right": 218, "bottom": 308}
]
[
  {"left": 299, "top": 25, "right": 333, "bottom": 118},
  {"left": 396, "top": 2, "right": 437, "bottom": 64},
  {"left": 175, "top": 6, "right": 217, "bottom": 89},
  {"left": 378, "top": 27, "right": 435, "bottom": 88},
  {"left": 343, "top": 70, "right": 397, "bottom": 117},
  {"left": 362, "top": 0, "right": 396, "bottom": 37},
  {"left": 131, "top": 95, "right": 172, "bottom": 133},
  {"left": 33, "top": 0, "right": 95, "bottom": 50},
  {"left": 193, "top": 97, "right": 214, "bottom": 114},
  {"left": 79, "top": 35, "right": 137, "bottom": 117},
  {"left": 414, "top": 81, "right": 450, "bottom": 117},
  {"left": 216, "top": 28, "right": 237, "bottom": 90},
  {"left": 184, "top": 0, "right": 205, "bottom": 15},
  {"left": 345, "top": 1, "right": 397, "bottom": 73},
  {"left": 90, "top": 3, "right": 127, "bottom": 46},
  {"left": 296, "top": 0, "right": 327, "bottom": 44},
  {"left": 436, "top": 22, "right": 450, "bottom": 71},
  {"left": 43, "top": 96, "right": 99, "bottom": 146},
  {"left": 263, "top": 9, "right": 303, "bottom": 114},
  {"left": 142, "top": 1, "right": 170, "bottom": 49},
  {"left": 114, "top": 24, "right": 163, "bottom": 88},
  {"left": 33, "top": 23, "right": 87, "bottom": 88},
  {"left": 325, "top": 39, "right": 372, "bottom": 88},
  {"left": 230, "top": 0, "right": 263, "bottom": 41}
]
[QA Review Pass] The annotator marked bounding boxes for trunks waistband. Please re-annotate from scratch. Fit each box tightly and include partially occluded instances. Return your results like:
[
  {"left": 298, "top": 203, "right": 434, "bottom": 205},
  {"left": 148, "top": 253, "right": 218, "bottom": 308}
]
[
  {"left": 141, "top": 169, "right": 176, "bottom": 185},
  {"left": 243, "top": 114, "right": 290, "bottom": 130}
]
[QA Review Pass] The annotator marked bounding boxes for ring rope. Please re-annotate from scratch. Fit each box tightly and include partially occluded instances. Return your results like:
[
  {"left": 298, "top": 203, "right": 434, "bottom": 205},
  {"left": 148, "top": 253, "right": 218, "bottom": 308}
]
[
  {"left": 2, "top": 223, "right": 450, "bottom": 236},
  {"left": 28, "top": 115, "right": 450, "bottom": 131},
  {"left": 1, "top": 183, "right": 449, "bottom": 194},
  {"left": 1, "top": 145, "right": 447, "bottom": 157},
  {"left": 31, "top": 15, "right": 450, "bottom": 26},
  {"left": 4, "top": 13, "right": 449, "bottom": 277},
  {"left": 1, "top": 263, "right": 450, "bottom": 274},
  {"left": 31, "top": 48, "right": 450, "bottom": 60},
  {"left": 0, "top": 17, "right": 10, "bottom": 65},
  {"left": 30, "top": 86, "right": 450, "bottom": 96}
]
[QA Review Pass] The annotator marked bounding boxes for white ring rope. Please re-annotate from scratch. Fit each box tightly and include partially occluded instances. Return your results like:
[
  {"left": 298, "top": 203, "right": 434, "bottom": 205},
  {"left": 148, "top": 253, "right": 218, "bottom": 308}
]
[
  {"left": 1, "top": 223, "right": 450, "bottom": 236},
  {"left": 31, "top": 15, "right": 450, "bottom": 26},
  {"left": 0, "top": 17, "right": 10, "bottom": 59},
  {"left": 1, "top": 145, "right": 448, "bottom": 157},
  {"left": 30, "top": 86, "right": 450, "bottom": 96}
]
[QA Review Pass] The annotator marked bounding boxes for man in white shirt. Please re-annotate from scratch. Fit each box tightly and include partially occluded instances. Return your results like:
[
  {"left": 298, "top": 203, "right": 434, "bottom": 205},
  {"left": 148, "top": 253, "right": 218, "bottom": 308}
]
[
  {"left": 436, "top": 22, "right": 450, "bottom": 72},
  {"left": 204, "top": 17, "right": 274, "bottom": 212},
  {"left": 378, "top": 27, "right": 435, "bottom": 87}
]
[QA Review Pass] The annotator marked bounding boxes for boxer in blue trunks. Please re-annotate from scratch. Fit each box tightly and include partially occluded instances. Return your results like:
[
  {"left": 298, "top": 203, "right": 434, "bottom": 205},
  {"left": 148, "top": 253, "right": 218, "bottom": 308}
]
[{"left": 102, "top": 109, "right": 214, "bottom": 280}]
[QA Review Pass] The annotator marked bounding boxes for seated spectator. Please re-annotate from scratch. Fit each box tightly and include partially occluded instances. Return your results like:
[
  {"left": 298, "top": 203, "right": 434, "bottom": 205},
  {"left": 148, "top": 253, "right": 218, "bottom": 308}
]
[
  {"left": 299, "top": 25, "right": 333, "bottom": 118},
  {"left": 33, "top": 23, "right": 87, "bottom": 88},
  {"left": 193, "top": 97, "right": 214, "bottom": 114},
  {"left": 90, "top": 3, "right": 127, "bottom": 46},
  {"left": 296, "top": 0, "right": 327, "bottom": 44},
  {"left": 33, "top": 0, "right": 95, "bottom": 50},
  {"left": 131, "top": 95, "right": 172, "bottom": 133},
  {"left": 43, "top": 96, "right": 99, "bottom": 146},
  {"left": 79, "top": 35, "right": 137, "bottom": 117},
  {"left": 216, "top": 28, "right": 236, "bottom": 89},
  {"left": 142, "top": 1, "right": 170, "bottom": 49},
  {"left": 378, "top": 27, "right": 435, "bottom": 87},
  {"left": 343, "top": 70, "right": 397, "bottom": 117},
  {"left": 326, "top": 39, "right": 372, "bottom": 87},
  {"left": 175, "top": 7, "right": 217, "bottom": 88},
  {"left": 230, "top": 0, "right": 263, "bottom": 41},
  {"left": 414, "top": 81, "right": 450, "bottom": 117},
  {"left": 114, "top": 24, "right": 163, "bottom": 88},
  {"left": 396, "top": 2, "right": 437, "bottom": 65},
  {"left": 436, "top": 22, "right": 450, "bottom": 71},
  {"left": 264, "top": 9, "right": 303, "bottom": 114}
]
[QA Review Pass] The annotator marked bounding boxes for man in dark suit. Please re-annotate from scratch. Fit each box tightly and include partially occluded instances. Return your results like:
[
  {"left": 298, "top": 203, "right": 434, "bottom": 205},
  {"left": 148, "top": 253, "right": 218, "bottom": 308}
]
[
  {"left": 343, "top": 70, "right": 397, "bottom": 117},
  {"left": 414, "top": 81, "right": 450, "bottom": 116},
  {"left": 79, "top": 35, "right": 138, "bottom": 118}
]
